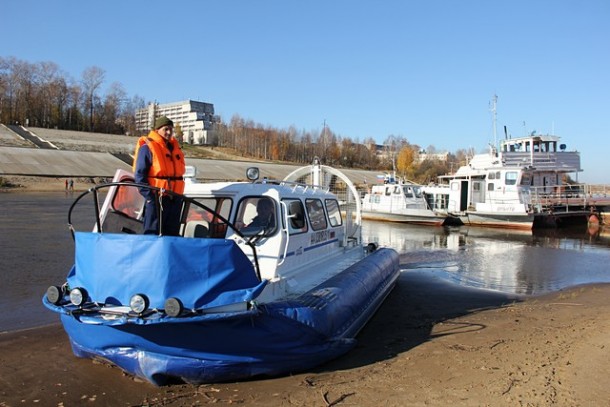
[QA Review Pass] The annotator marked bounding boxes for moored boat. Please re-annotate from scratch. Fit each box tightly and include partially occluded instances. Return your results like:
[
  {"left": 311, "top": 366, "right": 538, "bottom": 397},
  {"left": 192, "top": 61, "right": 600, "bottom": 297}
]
[
  {"left": 43, "top": 160, "right": 400, "bottom": 385},
  {"left": 440, "top": 134, "right": 598, "bottom": 229},
  {"left": 361, "top": 174, "right": 460, "bottom": 226}
]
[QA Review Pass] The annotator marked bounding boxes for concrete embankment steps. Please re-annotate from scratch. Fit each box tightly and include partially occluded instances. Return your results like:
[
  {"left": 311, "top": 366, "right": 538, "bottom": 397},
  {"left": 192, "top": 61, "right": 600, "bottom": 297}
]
[
  {"left": 6, "top": 125, "right": 58, "bottom": 149},
  {"left": 0, "top": 124, "right": 384, "bottom": 183},
  {"left": 111, "top": 153, "right": 134, "bottom": 167}
]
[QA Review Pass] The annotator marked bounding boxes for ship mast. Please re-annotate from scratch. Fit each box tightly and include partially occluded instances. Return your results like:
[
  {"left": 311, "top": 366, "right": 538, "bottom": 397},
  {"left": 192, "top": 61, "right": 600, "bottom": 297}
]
[{"left": 490, "top": 94, "right": 498, "bottom": 149}]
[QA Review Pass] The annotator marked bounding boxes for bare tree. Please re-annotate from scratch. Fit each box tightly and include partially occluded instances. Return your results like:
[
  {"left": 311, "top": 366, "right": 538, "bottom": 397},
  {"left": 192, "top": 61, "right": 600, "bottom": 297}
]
[
  {"left": 121, "top": 95, "right": 145, "bottom": 136},
  {"left": 101, "top": 82, "right": 127, "bottom": 133},
  {"left": 81, "top": 66, "right": 105, "bottom": 131},
  {"left": 9, "top": 58, "right": 36, "bottom": 125},
  {"left": 66, "top": 82, "right": 83, "bottom": 130}
]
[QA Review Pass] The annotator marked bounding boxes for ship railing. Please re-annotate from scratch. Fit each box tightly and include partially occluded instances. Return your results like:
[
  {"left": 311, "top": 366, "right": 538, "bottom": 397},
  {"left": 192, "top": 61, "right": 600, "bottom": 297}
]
[
  {"left": 501, "top": 151, "right": 581, "bottom": 170},
  {"left": 527, "top": 184, "right": 610, "bottom": 212},
  {"left": 424, "top": 193, "right": 450, "bottom": 211},
  {"left": 584, "top": 184, "right": 610, "bottom": 197}
]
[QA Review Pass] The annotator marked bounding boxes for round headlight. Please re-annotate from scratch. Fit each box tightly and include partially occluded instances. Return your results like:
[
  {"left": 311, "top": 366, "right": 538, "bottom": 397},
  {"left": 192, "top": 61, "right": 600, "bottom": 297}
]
[
  {"left": 129, "top": 294, "right": 149, "bottom": 314},
  {"left": 164, "top": 297, "right": 184, "bottom": 317},
  {"left": 246, "top": 167, "right": 260, "bottom": 181},
  {"left": 46, "top": 286, "right": 63, "bottom": 305},
  {"left": 69, "top": 287, "right": 88, "bottom": 306}
]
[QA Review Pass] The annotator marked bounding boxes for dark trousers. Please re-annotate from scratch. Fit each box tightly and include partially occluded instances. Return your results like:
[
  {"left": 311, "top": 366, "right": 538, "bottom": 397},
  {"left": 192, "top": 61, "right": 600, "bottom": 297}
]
[{"left": 143, "top": 195, "right": 183, "bottom": 236}]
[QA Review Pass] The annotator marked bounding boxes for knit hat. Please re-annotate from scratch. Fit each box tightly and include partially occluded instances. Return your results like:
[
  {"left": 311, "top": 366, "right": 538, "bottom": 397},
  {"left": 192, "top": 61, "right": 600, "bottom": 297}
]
[{"left": 154, "top": 116, "right": 173, "bottom": 129}]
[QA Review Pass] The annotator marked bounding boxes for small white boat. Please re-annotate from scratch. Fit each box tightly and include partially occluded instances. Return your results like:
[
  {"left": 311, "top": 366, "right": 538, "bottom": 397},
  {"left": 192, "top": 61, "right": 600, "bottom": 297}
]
[
  {"left": 43, "top": 160, "right": 400, "bottom": 385},
  {"left": 361, "top": 174, "right": 459, "bottom": 226}
]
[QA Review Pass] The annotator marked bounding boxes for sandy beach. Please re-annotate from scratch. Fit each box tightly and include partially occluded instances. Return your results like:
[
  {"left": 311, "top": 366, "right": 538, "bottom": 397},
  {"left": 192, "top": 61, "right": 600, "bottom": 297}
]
[{"left": 1, "top": 268, "right": 609, "bottom": 406}]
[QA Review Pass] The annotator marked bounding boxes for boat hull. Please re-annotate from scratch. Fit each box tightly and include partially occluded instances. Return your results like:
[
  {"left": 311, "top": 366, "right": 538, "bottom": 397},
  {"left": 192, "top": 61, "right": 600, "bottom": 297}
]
[
  {"left": 362, "top": 210, "right": 447, "bottom": 226},
  {"left": 533, "top": 210, "right": 590, "bottom": 228},
  {"left": 462, "top": 211, "right": 535, "bottom": 230},
  {"left": 56, "top": 248, "right": 400, "bottom": 385}
]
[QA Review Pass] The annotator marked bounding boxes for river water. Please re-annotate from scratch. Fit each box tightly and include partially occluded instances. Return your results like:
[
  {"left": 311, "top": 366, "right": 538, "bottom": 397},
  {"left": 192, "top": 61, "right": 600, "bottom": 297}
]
[{"left": 2, "top": 192, "right": 609, "bottom": 332}]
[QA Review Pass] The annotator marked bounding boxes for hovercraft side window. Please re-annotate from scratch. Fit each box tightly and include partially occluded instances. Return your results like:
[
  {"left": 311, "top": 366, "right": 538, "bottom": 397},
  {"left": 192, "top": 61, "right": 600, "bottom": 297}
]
[
  {"left": 283, "top": 198, "right": 308, "bottom": 234},
  {"left": 184, "top": 197, "right": 232, "bottom": 238},
  {"left": 325, "top": 199, "right": 342, "bottom": 227},
  {"left": 235, "top": 197, "right": 277, "bottom": 237},
  {"left": 305, "top": 198, "right": 328, "bottom": 231}
]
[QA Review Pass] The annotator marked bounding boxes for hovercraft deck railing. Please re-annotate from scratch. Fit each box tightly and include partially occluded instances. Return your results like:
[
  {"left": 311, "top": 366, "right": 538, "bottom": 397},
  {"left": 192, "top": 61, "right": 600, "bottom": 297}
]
[{"left": 67, "top": 181, "right": 264, "bottom": 281}]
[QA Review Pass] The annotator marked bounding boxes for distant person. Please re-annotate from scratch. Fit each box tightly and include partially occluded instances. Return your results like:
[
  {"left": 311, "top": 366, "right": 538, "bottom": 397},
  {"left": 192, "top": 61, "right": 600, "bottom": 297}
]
[
  {"left": 65, "top": 179, "right": 68, "bottom": 191},
  {"left": 68, "top": 179, "right": 74, "bottom": 191},
  {"left": 133, "top": 116, "right": 186, "bottom": 235}
]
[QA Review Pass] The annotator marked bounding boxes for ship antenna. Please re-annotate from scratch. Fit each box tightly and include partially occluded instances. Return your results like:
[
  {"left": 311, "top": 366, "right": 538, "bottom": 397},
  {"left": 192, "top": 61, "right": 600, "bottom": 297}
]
[{"left": 490, "top": 94, "right": 498, "bottom": 149}]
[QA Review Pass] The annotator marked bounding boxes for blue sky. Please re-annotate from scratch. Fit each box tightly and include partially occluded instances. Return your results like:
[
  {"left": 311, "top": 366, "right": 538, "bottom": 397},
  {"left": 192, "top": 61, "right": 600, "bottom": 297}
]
[{"left": 2, "top": 0, "right": 609, "bottom": 183}]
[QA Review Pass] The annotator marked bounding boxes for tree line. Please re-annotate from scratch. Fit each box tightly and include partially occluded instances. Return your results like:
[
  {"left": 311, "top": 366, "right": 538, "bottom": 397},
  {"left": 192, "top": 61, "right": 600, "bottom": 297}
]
[
  {"left": 0, "top": 56, "right": 144, "bottom": 136},
  {"left": 0, "top": 56, "right": 473, "bottom": 183}
]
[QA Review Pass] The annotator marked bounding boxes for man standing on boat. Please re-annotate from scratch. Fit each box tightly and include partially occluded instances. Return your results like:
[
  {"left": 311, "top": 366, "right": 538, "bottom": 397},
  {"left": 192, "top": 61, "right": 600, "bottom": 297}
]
[{"left": 133, "top": 116, "right": 186, "bottom": 235}]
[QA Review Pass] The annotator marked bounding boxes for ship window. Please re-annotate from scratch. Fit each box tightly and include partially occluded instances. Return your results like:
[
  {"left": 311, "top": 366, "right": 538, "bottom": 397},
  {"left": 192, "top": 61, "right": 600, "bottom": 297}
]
[
  {"left": 473, "top": 183, "right": 481, "bottom": 191},
  {"left": 488, "top": 183, "right": 495, "bottom": 191},
  {"left": 488, "top": 172, "right": 495, "bottom": 180},
  {"left": 403, "top": 186, "right": 413, "bottom": 198},
  {"left": 384, "top": 187, "right": 391, "bottom": 196},
  {"left": 283, "top": 199, "right": 308, "bottom": 235},
  {"left": 305, "top": 198, "right": 328, "bottom": 231},
  {"left": 325, "top": 199, "right": 342, "bottom": 227},
  {"left": 505, "top": 171, "right": 518, "bottom": 185},
  {"left": 394, "top": 186, "right": 401, "bottom": 194}
]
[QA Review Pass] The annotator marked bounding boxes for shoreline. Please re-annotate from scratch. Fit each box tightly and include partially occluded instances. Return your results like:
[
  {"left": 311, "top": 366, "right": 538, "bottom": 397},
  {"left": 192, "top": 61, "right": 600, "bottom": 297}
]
[
  {"left": 2, "top": 273, "right": 609, "bottom": 406},
  {"left": 0, "top": 175, "right": 100, "bottom": 193}
]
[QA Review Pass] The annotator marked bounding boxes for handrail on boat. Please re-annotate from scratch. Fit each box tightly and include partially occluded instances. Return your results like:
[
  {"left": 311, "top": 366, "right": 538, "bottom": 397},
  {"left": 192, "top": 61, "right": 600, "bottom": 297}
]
[
  {"left": 66, "top": 181, "right": 264, "bottom": 281},
  {"left": 253, "top": 177, "right": 330, "bottom": 194},
  {"left": 277, "top": 200, "right": 290, "bottom": 267}
]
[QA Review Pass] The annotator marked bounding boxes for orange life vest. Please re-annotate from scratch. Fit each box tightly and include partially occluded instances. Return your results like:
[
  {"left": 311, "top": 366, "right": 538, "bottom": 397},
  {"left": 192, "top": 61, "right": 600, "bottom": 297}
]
[{"left": 133, "top": 131, "right": 186, "bottom": 194}]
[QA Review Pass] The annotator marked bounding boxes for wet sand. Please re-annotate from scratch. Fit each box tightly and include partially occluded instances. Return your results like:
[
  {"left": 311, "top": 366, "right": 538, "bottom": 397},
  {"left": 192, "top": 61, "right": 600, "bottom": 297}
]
[{"left": 2, "top": 268, "right": 609, "bottom": 406}]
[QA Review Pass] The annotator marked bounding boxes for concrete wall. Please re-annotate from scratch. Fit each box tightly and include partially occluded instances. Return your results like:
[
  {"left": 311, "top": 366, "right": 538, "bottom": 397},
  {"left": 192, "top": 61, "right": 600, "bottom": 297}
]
[
  {"left": 0, "top": 146, "right": 382, "bottom": 187},
  {"left": 0, "top": 125, "right": 384, "bottom": 185}
]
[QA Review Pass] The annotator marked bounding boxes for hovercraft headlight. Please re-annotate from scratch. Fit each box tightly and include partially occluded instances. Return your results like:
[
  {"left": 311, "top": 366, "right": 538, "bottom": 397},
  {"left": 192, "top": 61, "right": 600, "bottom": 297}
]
[
  {"left": 246, "top": 167, "right": 260, "bottom": 182},
  {"left": 129, "top": 294, "right": 149, "bottom": 314},
  {"left": 164, "top": 297, "right": 184, "bottom": 317},
  {"left": 46, "top": 285, "right": 64, "bottom": 305},
  {"left": 69, "top": 287, "right": 88, "bottom": 307}
]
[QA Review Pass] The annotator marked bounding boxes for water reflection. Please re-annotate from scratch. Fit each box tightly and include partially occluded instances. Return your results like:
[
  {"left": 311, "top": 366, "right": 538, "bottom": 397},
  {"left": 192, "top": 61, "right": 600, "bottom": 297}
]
[
  {"left": 362, "top": 221, "right": 610, "bottom": 296},
  {"left": 1, "top": 192, "right": 609, "bottom": 332}
]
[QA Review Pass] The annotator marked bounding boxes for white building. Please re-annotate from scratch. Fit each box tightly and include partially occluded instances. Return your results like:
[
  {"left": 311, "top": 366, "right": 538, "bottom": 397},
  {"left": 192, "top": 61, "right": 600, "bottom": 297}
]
[
  {"left": 417, "top": 151, "right": 448, "bottom": 163},
  {"left": 135, "top": 100, "right": 217, "bottom": 145}
]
